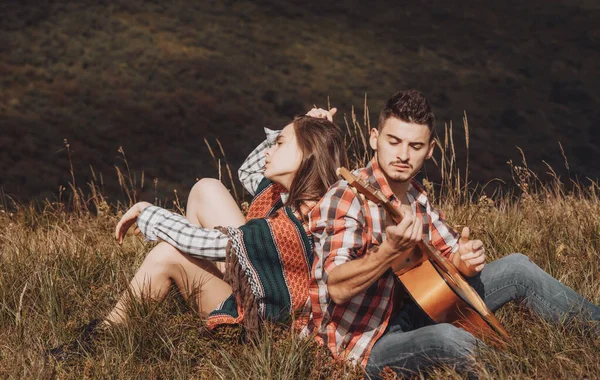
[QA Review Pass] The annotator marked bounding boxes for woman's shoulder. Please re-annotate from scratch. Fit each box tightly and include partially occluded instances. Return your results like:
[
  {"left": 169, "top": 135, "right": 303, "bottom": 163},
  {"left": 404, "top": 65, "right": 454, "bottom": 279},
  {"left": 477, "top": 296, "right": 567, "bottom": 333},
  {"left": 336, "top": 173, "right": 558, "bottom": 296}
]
[{"left": 245, "top": 178, "right": 287, "bottom": 219}]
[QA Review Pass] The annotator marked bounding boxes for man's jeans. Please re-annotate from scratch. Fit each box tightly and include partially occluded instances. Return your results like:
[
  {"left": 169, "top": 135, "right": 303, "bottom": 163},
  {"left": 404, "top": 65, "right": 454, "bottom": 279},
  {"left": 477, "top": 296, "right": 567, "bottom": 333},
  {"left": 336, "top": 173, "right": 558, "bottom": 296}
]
[{"left": 365, "top": 253, "right": 600, "bottom": 378}]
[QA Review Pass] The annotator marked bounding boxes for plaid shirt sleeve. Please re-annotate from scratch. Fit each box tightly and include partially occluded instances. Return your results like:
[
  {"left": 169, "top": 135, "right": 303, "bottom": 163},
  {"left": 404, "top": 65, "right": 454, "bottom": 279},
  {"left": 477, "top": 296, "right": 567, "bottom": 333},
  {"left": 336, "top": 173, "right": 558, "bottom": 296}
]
[
  {"left": 238, "top": 128, "right": 280, "bottom": 196},
  {"left": 137, "top": 205, "right": 229, "bottom": 261},
  {"left": 310, "top": 182, "right": 368, "bottom": 280},
  {"left": 426, "top": 201, "right": 459, "bottom": 258}
]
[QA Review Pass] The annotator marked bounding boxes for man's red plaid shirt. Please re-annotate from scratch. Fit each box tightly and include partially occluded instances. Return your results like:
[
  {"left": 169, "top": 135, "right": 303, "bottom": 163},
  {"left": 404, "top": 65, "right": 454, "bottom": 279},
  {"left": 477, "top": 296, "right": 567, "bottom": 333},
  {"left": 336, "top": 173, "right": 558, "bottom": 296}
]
[{"left": 307, "top": 157, "right": 460, "bottom": 367}]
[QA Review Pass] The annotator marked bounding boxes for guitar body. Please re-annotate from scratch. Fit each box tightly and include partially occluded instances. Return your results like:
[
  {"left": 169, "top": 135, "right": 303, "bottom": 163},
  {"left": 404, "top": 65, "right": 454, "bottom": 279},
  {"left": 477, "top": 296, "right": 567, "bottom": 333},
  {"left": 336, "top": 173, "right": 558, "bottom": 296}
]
[
  {"left": 335, "top": 167, "right": 510, "bottom": 346},
  {"left": 398, "top": 259, "right": 504, "bottom": 345}
]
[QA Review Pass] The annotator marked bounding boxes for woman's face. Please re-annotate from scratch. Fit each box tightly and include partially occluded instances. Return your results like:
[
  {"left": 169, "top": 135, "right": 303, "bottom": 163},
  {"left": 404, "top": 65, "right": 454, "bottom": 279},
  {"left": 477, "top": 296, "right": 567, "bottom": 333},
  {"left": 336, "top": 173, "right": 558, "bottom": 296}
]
[{"left": 264, "top": 123, "right": 303, "bottom": 190}]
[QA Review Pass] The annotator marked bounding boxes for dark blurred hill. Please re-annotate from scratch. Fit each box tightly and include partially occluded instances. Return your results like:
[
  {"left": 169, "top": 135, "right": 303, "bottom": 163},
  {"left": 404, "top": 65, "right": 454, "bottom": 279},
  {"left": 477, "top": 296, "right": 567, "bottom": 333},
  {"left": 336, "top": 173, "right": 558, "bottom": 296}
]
[{"left": 1, "top": 0, "right": 599, "bottom": 203}]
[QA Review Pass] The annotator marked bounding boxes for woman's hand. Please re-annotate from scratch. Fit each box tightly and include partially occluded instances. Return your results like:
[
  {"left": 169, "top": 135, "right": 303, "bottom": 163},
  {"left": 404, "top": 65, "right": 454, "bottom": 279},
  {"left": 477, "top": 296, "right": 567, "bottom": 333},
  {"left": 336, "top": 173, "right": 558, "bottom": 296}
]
[
  {"left": 306, "top": 107, "right": 337, "bottom": 121},
  {"left": 115, "top": 201, "right": 152, "bottom": 244}
]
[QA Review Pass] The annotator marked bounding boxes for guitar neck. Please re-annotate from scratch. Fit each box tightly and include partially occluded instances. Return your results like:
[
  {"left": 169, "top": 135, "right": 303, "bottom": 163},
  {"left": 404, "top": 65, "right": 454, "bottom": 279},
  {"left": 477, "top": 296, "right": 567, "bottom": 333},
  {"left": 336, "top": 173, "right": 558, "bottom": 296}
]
[
  {"left": 337, "top": 166, "right": 452, "bottom": 269},
  {"left": 336, "top": 167, "right": 509, "bottom": 341},
  {"left": 380, "top": 201, "right": 403, "bottom": 224}
]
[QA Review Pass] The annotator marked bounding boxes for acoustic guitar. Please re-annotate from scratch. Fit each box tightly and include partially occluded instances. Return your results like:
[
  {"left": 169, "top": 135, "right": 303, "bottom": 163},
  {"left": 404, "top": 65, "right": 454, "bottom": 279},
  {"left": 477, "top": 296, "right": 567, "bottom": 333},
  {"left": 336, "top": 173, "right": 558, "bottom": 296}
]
[{"left": 337, "top": 167, "right": 510, "bottom": 345}]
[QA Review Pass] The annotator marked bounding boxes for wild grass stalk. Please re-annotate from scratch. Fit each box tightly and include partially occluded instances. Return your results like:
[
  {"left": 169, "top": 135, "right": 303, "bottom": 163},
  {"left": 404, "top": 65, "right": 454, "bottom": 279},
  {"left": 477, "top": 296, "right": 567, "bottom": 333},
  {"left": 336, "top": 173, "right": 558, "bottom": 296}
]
[{"left": 0, "top": 104, "right": 599, "bottom": 378}]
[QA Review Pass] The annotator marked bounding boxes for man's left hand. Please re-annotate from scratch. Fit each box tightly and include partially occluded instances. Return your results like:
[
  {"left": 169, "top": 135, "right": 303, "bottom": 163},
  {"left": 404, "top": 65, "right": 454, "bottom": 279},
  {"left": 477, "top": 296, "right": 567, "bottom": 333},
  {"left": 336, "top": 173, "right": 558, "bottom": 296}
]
[{"left": 453, "top": 227, "right": 486, "bottom": 277}]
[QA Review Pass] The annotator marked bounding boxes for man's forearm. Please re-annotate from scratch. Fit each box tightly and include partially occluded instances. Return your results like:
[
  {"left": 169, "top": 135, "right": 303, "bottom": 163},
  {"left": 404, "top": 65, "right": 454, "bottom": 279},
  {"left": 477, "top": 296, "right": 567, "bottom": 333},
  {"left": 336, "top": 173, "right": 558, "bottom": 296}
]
[{"left": 327, "top": 240, "right": 400, "bottom": 304}]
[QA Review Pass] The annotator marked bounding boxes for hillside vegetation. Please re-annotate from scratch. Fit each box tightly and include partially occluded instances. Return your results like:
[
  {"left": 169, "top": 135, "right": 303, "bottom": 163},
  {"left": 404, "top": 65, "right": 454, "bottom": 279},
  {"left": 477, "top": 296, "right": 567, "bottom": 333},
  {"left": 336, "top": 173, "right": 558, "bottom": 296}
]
[{"left": 1, "top": 0, "right": 600, "bottom": 202}]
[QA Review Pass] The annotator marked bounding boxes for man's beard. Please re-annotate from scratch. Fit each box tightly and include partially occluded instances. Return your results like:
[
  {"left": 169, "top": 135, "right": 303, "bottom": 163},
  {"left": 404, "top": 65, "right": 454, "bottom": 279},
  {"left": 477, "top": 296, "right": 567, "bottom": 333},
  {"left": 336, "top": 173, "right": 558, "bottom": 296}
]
[
  {"left": 387, "top": 171, "right": 411, "bottom": 183},
  {"left": 386, "top": 161, "right": 413, "bottom": 183}
]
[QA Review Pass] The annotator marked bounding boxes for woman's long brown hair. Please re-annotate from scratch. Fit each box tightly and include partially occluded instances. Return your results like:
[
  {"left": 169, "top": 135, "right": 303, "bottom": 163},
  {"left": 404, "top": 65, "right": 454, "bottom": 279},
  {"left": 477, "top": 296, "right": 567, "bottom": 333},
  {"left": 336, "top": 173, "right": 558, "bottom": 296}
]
[{"left": 286, "top": 115, "right": 349, "bottom": 214}]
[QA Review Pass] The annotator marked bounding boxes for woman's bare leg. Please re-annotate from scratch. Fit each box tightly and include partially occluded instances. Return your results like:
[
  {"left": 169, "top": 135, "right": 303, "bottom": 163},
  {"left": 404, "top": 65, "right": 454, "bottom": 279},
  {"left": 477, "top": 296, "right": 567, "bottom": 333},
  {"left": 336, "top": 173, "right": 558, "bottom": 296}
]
[
  {"left": 185, "top": 178, "right": 245, "bottom": 272},
  {"left": 185, "top": 177, "right": 245, "bottom": 228},
  {"left": 105, "top": 178, "right": 243, "bottom": 325},
  {"left": 105, "top": 242, "right": 232, "bottom": 325}
]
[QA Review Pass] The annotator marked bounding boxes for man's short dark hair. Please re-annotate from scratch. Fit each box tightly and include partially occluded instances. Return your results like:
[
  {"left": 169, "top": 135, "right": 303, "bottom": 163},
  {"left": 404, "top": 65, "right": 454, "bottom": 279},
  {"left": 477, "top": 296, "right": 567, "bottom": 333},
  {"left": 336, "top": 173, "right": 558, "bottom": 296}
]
[{"left": 378, "top": 90, "right": 435, "bottom": 138}]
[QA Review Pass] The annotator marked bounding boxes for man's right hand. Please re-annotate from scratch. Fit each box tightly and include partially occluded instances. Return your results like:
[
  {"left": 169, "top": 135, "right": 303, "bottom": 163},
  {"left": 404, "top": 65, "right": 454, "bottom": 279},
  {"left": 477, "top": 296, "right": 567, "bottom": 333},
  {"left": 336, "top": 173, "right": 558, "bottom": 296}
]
[
  {"left": 326, "top": 211, "right": 423, "bottom": 304},
  {"left": 384, "top": 211, "right": 423, "bottom": 257}
]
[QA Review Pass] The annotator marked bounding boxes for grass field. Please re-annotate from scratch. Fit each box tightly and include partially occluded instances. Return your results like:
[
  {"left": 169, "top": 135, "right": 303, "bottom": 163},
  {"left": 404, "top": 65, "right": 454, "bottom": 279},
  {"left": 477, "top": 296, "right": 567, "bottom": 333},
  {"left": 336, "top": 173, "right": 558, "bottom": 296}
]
[{"left": 1, "top": 110, "right": 599, "bottom": 378}]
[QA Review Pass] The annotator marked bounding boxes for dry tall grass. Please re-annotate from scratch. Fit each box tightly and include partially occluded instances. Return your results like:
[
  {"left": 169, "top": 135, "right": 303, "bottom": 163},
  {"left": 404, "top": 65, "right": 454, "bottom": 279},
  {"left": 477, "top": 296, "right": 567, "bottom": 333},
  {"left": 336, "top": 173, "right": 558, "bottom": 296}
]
[{"left": 0, "top": 107, "right": 599, "bottom": 379}]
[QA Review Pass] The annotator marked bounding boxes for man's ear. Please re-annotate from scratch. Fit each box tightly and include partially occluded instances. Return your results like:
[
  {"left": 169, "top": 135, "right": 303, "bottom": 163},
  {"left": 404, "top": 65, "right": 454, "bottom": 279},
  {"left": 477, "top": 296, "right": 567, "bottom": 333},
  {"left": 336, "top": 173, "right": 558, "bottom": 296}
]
[
  {"left": 426, "top": 139, "right": 435, "bottom": 160},
  {"left": 369, "top": 128, "right": 379, "bottom": 151}
]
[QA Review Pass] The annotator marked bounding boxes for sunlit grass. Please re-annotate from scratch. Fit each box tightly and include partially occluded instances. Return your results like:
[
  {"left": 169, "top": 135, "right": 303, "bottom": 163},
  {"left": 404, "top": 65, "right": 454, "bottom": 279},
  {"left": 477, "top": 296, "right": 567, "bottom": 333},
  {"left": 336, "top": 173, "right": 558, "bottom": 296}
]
[{"left": 1, "top": 106, "right": 599, "bottom": 378}]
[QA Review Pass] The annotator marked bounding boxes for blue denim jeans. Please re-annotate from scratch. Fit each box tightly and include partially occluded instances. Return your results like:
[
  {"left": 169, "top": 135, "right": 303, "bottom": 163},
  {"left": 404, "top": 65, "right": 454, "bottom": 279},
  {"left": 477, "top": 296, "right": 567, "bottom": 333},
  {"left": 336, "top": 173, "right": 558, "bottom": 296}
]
[{"left": 365, "top": 253, "right": 600, "bottom": 379}]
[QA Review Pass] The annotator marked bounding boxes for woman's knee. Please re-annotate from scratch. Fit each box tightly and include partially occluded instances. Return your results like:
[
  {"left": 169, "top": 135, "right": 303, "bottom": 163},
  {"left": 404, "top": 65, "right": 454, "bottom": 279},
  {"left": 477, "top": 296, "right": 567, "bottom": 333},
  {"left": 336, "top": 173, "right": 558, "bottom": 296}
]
[
  {"left": 188, "top": 178, "right": 226, "bottom": 203},
  {"left": 144, "top": 243, "right": 185, "bottom": 273}
]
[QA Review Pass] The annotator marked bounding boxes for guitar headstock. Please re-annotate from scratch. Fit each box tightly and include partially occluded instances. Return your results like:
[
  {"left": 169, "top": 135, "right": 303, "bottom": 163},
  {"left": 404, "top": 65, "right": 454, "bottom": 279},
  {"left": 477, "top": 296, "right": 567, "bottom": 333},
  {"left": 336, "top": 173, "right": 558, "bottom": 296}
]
[
  {"left": 337, "top": 169, "right": 473, "bottom": 305},
  {"left": 337, "top": 167, "right": 386, "bottom": 204},
  {"left": 337, "top": 167, "right": 403, "bottom": 223}
]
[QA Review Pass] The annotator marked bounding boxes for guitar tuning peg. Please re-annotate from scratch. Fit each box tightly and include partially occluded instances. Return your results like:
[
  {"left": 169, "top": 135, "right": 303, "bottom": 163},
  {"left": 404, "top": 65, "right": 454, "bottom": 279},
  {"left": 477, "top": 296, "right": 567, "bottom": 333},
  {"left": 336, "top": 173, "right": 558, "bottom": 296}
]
[{"left": 350, "top": 186, "right": 366, "bottom": 202}]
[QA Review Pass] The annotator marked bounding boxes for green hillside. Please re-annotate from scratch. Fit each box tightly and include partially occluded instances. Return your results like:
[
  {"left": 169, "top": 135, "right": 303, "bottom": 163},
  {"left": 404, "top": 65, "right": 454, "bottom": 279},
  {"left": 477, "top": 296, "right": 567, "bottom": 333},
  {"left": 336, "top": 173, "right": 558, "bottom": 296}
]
[{"left": 1, "top": 0, "right": 599, "bottom": 202}]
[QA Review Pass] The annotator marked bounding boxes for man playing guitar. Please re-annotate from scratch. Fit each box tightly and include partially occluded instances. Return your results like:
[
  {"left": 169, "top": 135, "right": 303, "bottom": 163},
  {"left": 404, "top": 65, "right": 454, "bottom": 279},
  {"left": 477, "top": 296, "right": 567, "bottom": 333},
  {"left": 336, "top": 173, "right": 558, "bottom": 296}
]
[{"left": 307, "top": 90, "right": 600, "bottom": 378}]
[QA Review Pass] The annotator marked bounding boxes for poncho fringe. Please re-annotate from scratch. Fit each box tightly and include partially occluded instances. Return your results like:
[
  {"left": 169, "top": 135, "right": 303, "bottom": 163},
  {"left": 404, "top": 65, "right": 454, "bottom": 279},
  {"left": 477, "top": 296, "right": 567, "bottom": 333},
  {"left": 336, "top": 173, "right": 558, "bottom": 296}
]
[{"left": 206, "top": 179, "right": 313, "bottom": 332}]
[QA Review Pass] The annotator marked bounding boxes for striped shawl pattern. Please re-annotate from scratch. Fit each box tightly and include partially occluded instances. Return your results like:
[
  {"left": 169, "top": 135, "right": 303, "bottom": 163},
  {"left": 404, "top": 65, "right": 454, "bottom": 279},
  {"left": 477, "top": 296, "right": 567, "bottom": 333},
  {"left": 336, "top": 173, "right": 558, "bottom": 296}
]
[{"left": 207, "top": 179, "right": 313, "bottom": 330}]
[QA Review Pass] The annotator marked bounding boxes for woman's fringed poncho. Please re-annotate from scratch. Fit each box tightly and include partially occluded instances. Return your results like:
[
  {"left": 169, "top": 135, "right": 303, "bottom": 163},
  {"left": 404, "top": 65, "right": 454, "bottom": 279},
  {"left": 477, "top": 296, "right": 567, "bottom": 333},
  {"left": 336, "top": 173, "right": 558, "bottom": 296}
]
[{"left": 207, "top": 179, "right": 314, "bottom": 331}]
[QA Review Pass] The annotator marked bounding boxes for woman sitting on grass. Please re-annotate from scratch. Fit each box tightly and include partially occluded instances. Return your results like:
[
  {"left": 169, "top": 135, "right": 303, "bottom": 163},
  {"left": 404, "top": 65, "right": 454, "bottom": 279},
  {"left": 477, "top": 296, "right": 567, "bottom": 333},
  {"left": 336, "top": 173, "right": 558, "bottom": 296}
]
[{"left": 51, "top": 109, "right": 348, "bottom": 356}]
